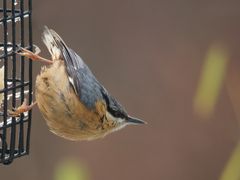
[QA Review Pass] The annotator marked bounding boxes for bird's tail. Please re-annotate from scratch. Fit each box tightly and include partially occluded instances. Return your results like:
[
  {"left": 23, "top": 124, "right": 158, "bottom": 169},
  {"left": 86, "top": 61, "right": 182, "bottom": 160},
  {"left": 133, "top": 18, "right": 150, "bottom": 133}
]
[{"left": 42, "top": 26, "right": 66, "bottom": 61}]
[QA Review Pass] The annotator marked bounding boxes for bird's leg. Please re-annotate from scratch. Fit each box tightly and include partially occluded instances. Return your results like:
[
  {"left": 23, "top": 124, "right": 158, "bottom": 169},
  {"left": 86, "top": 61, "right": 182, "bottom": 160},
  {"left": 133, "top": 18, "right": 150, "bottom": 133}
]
[
  {"left": 17, "top": 47, "right": 53, "bottom": 64},
  {"left": 8, "top": 99, "right": 37, "bottom": 117}
]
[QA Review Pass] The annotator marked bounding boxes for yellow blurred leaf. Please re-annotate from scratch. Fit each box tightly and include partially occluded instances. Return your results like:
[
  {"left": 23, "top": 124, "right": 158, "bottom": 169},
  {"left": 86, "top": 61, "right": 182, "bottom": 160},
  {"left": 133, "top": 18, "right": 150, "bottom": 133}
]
[
  {"left": 194, "top": 44, "right": 229, "bottom": 118},
  {"left": 54, "top": 159, "right": 89, "bottom": 180},
  {"left": 226, "top": 66, "right": 240, "bottom": 126},
  {"left": 220, "top": 142, "right": 240, "bottom": 180}
]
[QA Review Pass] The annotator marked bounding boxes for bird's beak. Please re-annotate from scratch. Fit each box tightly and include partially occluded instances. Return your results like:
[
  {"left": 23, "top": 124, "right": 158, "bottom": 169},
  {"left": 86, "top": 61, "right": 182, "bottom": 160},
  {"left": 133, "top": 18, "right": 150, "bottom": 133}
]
[{"left": 127, "top": 116, "right": 146, "bottom": 125}]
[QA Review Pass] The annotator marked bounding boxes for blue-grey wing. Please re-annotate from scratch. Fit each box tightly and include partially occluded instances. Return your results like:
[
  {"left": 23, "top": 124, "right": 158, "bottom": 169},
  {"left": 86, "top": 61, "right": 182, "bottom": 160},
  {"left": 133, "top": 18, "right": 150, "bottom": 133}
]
[
  {"left": 63, "top": 50, "right": 127, "bottom": 114},
  {"left": 42, "top": 27, "right": 104, "bottom": 109},
  {"left": 64, "top": 49, "right": 104, "bottom": 109},
  {"left": 42, "top": 27, "right": 128, "bottom": 117}
]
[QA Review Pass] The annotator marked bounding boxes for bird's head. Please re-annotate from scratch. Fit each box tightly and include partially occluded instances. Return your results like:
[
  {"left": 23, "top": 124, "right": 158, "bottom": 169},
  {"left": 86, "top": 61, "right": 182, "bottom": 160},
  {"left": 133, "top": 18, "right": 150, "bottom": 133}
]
[{"left": 103, "top": 91, "right": 146, "bottom": 131}]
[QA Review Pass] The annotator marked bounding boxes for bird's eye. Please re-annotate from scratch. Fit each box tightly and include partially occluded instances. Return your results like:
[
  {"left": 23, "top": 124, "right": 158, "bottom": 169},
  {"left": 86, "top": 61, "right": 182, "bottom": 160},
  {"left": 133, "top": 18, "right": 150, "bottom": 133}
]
[{"left": 113, "top": 110, "right": 126, "bottom": 119}]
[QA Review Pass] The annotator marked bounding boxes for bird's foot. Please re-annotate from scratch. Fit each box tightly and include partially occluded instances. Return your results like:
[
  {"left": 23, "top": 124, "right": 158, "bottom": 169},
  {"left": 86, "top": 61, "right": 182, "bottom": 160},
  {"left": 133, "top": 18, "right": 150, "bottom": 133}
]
[
  {"left": 17, "top": 47, "right": 53, "bottom": 64},
  {"left": 8, "top": 99, "right": 37, "bottom": 117}
]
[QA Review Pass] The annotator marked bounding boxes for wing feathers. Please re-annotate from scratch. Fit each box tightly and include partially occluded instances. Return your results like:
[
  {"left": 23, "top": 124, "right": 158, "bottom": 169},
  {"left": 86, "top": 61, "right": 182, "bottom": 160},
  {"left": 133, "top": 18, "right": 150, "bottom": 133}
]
[{"left": 42, "top": 26, "right": 104, "bottom": 109}]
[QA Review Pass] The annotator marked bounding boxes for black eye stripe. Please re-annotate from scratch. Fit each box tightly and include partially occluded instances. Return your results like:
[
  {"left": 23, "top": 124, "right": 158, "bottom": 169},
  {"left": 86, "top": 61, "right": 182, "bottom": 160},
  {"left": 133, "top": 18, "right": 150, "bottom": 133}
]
[{"left": 101, "top": 87, "right": 127, "bottom": 119}]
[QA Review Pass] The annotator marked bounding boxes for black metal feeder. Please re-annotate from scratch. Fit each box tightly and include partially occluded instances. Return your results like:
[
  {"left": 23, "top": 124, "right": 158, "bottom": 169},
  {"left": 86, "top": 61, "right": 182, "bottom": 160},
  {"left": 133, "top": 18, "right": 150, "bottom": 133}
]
[{"left": 0, "top": 0, "right": 32, "bottom": 165}]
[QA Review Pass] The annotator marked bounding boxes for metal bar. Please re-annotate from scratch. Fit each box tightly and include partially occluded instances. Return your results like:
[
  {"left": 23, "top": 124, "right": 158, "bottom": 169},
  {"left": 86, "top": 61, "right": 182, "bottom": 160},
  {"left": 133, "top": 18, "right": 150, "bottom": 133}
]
[
  {"left": 0, "top": 117, "right": 30, "bottom": 130},
  {"left": 0, "top": 11, "right": 30, "bottom": 24},
  {"left": 0, "top": 82, "right": 30, "bottom": 93},
  {"left": 0, "top": 151, "right": 27, "bottom": 164},
  {"left": 0, "top": 45, "right": 32, "bottom": 59},
  {"left": 8, "top": 0, "right": 17, "bottom": 163},
  {"left": 0, "top": 43, "right": 18, "bottom": 46},
  {"left": 26, "top": 0, "right": 32, "bottom": 154},
  {"left": 0, "top": 9, "right": 21, "bottom": 13},
  {"left": 18, "top": 0, "right": 25, "bottom": 153},
  {"left": 1, "top": 0, "right": 8, "bottom": 163},
  {"left": 0, "top": 51, "right": 15, "bottom": 59}
]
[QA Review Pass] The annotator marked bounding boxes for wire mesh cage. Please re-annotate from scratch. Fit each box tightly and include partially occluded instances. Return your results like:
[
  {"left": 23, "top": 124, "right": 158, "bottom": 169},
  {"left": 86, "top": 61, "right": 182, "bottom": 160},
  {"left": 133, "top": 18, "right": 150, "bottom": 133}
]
[{"left": 0, "top": 0, "right": 32, "bottom": 165}]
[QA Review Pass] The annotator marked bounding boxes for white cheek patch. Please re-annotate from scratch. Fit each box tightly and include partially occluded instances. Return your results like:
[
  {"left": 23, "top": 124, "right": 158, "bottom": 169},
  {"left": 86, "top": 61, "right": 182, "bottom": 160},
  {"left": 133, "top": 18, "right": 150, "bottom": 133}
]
[
  {"left": 106, "top": 112, "right": 127, "bottom": 133},
  {"left": 112, "top": 123, "right": 128, "bottom": 133}
]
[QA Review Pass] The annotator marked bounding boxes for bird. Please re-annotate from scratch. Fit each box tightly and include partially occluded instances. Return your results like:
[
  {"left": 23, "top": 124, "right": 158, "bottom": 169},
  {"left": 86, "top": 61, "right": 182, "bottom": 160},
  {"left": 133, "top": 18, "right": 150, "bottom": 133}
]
[{"left": 12, "top": 26, "right": 145, "bottom": 141}]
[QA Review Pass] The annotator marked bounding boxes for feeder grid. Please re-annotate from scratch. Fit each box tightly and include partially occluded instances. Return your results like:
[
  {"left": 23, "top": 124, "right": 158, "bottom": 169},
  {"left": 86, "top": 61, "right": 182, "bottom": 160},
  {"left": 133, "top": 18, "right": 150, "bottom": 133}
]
[{"left": 0, "top": 0, "right": 33, "bottom": 165}]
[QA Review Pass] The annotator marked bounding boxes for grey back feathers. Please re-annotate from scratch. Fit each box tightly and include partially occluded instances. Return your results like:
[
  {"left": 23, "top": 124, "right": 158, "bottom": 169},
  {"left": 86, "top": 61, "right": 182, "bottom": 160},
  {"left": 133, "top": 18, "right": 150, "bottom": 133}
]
[{"left": 42, "top": 26, "right": 128, "bottom": 120}]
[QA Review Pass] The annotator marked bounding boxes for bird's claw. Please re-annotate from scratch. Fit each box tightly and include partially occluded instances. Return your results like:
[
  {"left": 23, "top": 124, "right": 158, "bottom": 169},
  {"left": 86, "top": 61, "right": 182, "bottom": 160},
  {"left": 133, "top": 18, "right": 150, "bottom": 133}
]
[
  {"left": 17, "top": 47, "right": 40, "bottom": 61},
  {"left": 17, "top": 46, "right": 52, "bottom": 64},
  {"left": 8, "top": 99, "right": 36, "bottom": 117}
]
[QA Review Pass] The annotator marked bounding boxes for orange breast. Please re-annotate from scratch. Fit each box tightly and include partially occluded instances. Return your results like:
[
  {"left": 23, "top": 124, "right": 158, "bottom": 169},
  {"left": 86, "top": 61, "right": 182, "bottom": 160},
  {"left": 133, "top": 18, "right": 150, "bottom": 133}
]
[{"left": 35, "top": 60, "right": 115, "bottom": 141}]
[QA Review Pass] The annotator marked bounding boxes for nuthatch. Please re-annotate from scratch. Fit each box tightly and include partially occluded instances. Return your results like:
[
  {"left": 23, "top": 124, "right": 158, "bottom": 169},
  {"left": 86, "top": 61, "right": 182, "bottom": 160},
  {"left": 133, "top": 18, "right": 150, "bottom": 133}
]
[{"left": 12, "top": 27, "right": 145, "bottom": 141}]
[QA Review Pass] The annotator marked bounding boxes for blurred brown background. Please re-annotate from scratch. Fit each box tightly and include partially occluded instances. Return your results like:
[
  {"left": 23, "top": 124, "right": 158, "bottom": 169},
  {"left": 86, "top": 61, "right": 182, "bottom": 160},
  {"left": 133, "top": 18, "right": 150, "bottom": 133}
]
[{"left": 1, "top": 0, "right": 240, "bottom": 180}]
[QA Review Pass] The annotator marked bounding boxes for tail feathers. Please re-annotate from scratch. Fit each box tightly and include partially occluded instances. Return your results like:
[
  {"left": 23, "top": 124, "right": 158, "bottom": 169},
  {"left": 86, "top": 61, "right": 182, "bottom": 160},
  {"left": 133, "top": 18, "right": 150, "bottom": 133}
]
[{"left": 42, "top": 26, "right": 65, "bottom": 60}]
